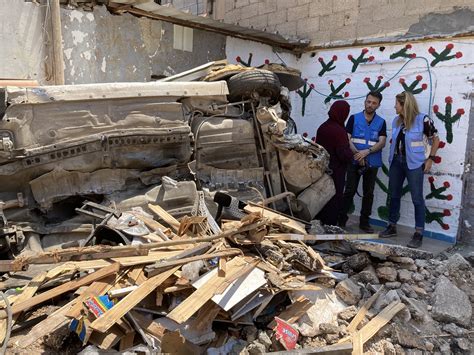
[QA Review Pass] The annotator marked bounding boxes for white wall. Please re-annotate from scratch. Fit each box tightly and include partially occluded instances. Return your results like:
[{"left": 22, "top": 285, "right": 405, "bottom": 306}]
[{"left": 227, "top": 37, "right": 473, "bottom": 241}]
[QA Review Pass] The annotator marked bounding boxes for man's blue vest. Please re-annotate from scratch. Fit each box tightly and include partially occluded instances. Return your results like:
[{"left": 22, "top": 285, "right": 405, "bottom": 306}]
[
  {"left": 351, "top": 111, "right": 384, "bottom": 167},
  {"left": 389, "top": 113, "right": 426, "bottom": 170}
]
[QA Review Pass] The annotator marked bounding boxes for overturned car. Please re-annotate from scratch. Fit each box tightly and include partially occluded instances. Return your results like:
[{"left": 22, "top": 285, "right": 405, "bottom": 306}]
[{"left": 0, "top": 62, "right": 335, "bottom": 257}]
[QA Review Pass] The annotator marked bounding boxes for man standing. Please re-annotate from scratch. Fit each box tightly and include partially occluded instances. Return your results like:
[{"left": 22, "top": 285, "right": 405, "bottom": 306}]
[{"left": 338, "top": 92, "right": 387, "bottom": 233}]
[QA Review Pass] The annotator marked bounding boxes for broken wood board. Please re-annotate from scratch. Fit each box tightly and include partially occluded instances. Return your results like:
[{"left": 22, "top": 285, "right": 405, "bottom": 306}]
[
  {"left": 90, "top": 266, "right": 180, "bottom": 333},
  {"left": 167, "top": 257, "right": 250, "bottom": 324},
  {"left": 119, "top": 330, "right": 135, "bottom": 351},
  {"left": 347, "top": 285, "right": 385, "bottom": 333},
  {"left": 89, "top": 324, "right": 125, "bottom": 350},
  {"left": 268, "top": 296, "right": 313, "bottom": 329},
  {"left": 148, "top": 203, "right": 181, "bottom": 232},
  {"left": 267, "top": 233, "right": 378, "bottom": 241},
  {"left": 0, "top": 263, "right": 120, "bottom": 319},
  {"left": 244, "top": 204, "right": 307, "bottom": 234},
  {"left": 192, "top": 263, "right": 266, "bottom": 311}
]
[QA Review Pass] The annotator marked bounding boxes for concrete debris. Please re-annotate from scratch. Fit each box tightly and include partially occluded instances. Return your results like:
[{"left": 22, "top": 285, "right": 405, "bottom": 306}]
[
  {"left": 335, "top": 279, "right": 362, "bottom": 305},
  {"left": 376, "top": 266, "right": 398, "bottom": 282},
  {"left": 432, "top": 276, "right": 472, "bottom": 327}
]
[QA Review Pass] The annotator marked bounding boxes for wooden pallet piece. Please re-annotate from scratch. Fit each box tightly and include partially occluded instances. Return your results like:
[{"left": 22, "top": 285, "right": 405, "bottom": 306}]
[
  {"left": 166, "top": 257, "right": 249, "bottom": 324},
  {"left": 90, "top": 266, "right": 180, "bottom": 333}
]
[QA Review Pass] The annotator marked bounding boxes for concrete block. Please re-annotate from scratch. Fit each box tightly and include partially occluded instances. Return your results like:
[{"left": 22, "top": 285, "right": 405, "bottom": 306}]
[
  {"left": 248, "top": 14, "right": 268, "bottom": 29},
  {"left": 343, "top": 9, "right": 359, "bottom": 26},
  {"left": 373, "top": 3, "right": 405, "bottom": 21},
  {"left": 330, "top": 25, "right": 357, "bottom": 41},
  {"left": 309, "top": 0, "right": 334, "bottom": 17},
  {"left": 275, "top": 21, "right": 298, "bottom": 36},
  {"left": 235, "top": 0, "right": 250, "bottom": 8},
  {"left": 309, "top": 30, "right": 331, "bottom": 45},
  {"left": 267, "top": 10, "right": 287, "bottom": 26},
  {"left": 224, "top": 8, "right": 242, "bottom": 23},
  {"left": 225, "top": 0, "right": 235, "bottom": 11},
  {"left": 320, "top": 12, "right": 345, "bottom": 32},
  {"left": 287, "top": 4, "right": 310, "bottom": 22},
  {"left": 297, "top": 0, "right": 312, "bottom": 4},
  {"left": 296, "top": 17, "right": 320, "bottom": 36},
  {"left": 332, "top": 0, "right": 358, "bottom": 13},
  {"left": 237, "top": 18, "right": 250, "bottom": 27},
  {"left": 258, "top": 1, "right": 277, "bottom": 15},
  {"left": 276, "top": 0, "right": 298, "bottom": 10},
  {"left": 360, "top": 0, "right": 389, "bottom": 8},
  {"left": 239, "top": 3, "right": 261, "bottom": 19},
  {"left": 405, "top": 0, "right": 441, "bottom": 16}
]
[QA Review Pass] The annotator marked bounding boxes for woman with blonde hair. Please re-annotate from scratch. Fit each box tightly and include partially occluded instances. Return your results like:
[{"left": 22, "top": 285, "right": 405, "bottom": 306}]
[{"left": 379, "top": 91, "right": 440, "bottom": 248}]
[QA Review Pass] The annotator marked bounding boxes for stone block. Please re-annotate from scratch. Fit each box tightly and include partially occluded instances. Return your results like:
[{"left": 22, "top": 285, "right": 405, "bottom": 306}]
[
  {"left": 376, "top": 266, "right": 398, "bottom": 282},
  {"left": 235, "top": 0, "right": 250, "bottom": 8},
  {"left": 287, "top": 4, "right": 310, "bottom": 22},
  {"left": 258, "top": 1, "right": 277, "bottom": 15},
  {"left": 332, "top": 0, "right": 358, "bottom": 13},
  {"left": 335, "top": 279, "right": 362, "bottom": 305},
  {"left": 398, "top": 269, "right": 413, "bottom": 283},
  {"left": 309, "top": 0, "right": 334, "bottom": 17},
  {"left": 276, "top": 0, "right": 298, "bottom": 10},
  {"left": 296, "top": 17, "right": 320, "bottom": 37},
  {"left": 275, "top": 21, "right": 297, "bottom": 36},
  {"left": 267, "top": 10, "right": 287, "bottom": 26},
  {"left": 239, "top": 3, "right": 260, "bottom": 19},
  {"left": 248, "top": 14, "right": 268, "bottom": 29}
]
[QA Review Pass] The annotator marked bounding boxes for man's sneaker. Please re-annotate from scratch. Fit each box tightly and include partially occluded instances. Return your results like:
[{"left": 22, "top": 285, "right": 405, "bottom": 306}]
[
  {"left": 359, "top": 224, "right": 374, "bottom": 233},
  {"left": 379, "top": 224, "right": 397, "bottom": 238},
  {"left": 407, "top": 232, "right": 423, "bottom": 249}
]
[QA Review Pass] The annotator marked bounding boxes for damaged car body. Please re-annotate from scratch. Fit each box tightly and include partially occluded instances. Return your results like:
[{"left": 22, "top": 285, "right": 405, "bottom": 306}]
[{"left": 0, "top": 63, "right": 335, "bottom": 257}]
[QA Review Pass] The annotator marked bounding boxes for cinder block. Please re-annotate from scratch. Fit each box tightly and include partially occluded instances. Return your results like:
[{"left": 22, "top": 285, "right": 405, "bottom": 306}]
[
  {"left": 235, "top": 0, "right": 250, "bottom": 8},
  {"left": 239, "top": 3, "right": 261, "bottom": 19},
  {"left": 237, "top": 18, "right": 250, "bottom": 27},
  {"left": 248, "top": 14, "right": 269, "bottom": 29},
  {"left": 296, "top": 17, "right": 320, "bottom": 36},
  {"left": 275, "top": 21, "right": 298, "bottom": 36},
  {"left": 276, "top": 0, "right": 298, "bottom": 10},
  {"left": 319, "top": 12, "right": 345, "bottom": 31},
  {"left": 330, "top": 24, "right": 357, "bottom": 42},
  {"left": 332, "top": 0, "right": 358, "bottom": 13},
  {"left": 309, "top": 0, "right": 334, "bottom": 16},
  {"left": 287, "top": 4, "right": 310, "bottom": 21},
  {"left": 258, "top": 1, "right": 277, "bottom": 15},
  {"left": 297, "top": 0, "right": 312, "bottom": 4},
  {"left": 343, "top": 9, "right": 359, "bottom": 26},
  {"left": 373, "top": 3, "right": 405, "bottom": 21},
  {"left": 224, "top": 8, "right": 242, "bottom": 23},
  {"left": 267, "top": 10, "right": 287, "bottom": 26},
  {"left": 360, "top": 0, "right": 389, "bottom": 8}
]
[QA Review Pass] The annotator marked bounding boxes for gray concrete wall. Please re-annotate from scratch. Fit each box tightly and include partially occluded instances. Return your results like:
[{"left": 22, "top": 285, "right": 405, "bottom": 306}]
[
  {"left": 224, "top": 0, "right": 474, "bottom": 46},
  {"left": 0, "top": 0, "right": 52, "bottom": 83},
  {"left": 60, "top": 6, "right": 226, "bottom": 84}
]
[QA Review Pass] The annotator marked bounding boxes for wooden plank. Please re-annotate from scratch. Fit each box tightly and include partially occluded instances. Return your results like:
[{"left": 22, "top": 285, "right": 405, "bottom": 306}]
[
  {"left": 0, "top": 263, "right": 120, "bottom": 319},
  {"left": 267, "top": 233, "right": 378, "bottom": 241},
  {"left": 167, "top": 257, "right": 248, "bottom": 324},
  {"left": 357, "top": 301, "right": 405, "bottom": 344},
  {"left": 244, "top": 205, "right": 307, "bottom": 234},
  {"left": 90, "top": 266, "right": 180, "bottom": 333},
  {"left": 347, "top": 286, "right": 385, "bottom": 333},
  {"left": 352, "top": 331, "right": 363, "bottom": 355},
  {"left": 148, "top": 203, "right": 181, "bottom": 232},
  {"left": 268, "top": 296, "right": 313, "bottom": 329},
  {"left": 131, "top": 310, "right": 166, "bottom": 340},
  {"left": 89, "top": 325, "right": 125, "bottom": 350}
]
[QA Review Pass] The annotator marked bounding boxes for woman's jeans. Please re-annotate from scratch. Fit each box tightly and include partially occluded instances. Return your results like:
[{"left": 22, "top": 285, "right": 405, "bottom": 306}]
[{"left": 388, "top": 155, "right": 425, "bottom": 230}]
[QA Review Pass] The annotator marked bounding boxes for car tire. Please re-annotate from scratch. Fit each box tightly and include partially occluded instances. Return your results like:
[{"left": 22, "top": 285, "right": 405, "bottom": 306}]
[{"left": 227, "top": 69, "right": 281, "bottom": 102}]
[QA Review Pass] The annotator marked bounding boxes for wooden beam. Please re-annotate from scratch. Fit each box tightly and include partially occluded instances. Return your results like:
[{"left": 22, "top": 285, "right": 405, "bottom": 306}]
[
  {"left": 148, "top": 203, "right": 180, "bottom": 232},
  {"left": 90, "top": 266, "right": 179, "bottom": 333},
  {"left": 347, "top": 286, "right": 385, "bottom": 333},
  {"left": 0, "top": 263, "right": 120, "bottom": 319},
  {"left": 357, "top": 301, "right": 405, "bottom": 344},
  {"left": 244, "top": 205, "right": 307, "bottom": 234},
  {"left": 50, "top": 0, "right": 65, "bottom": 85},
  {"left": 266, "top": 233, "right": 379, "bottom": 241}
]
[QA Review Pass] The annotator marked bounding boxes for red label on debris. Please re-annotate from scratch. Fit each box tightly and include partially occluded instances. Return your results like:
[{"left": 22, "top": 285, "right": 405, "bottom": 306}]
[{"left": 274, "top": 317, "right": 299, "bottom": 350}]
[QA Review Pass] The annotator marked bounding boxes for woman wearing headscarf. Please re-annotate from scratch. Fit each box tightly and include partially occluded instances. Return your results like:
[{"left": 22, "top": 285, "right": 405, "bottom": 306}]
[
  {"left": 379, "top": 91, "right": 440, "bottom": 248},
  {"left": 316, "top": 100, "right": 354, "bottom": 226}
]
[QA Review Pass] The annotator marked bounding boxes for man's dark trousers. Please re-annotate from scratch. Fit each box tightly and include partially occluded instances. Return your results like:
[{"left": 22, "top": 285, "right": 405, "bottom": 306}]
[{"left": 339, "top": 163, "right": 378, "bottom": 226}]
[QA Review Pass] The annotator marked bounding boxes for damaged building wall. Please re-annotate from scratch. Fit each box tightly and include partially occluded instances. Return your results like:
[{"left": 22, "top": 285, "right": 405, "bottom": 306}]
[
  {"left": 224, "top": 1, "right": 474, "bottom": 46},
  {"left": 0, "top": 0, "right": 52, "bottom": 83},
  {"left": 226, "top": 37, "right": 473, "bottom": 243},
  {"left": 60, "top": 5, "right": 226, "bottom": 84}
]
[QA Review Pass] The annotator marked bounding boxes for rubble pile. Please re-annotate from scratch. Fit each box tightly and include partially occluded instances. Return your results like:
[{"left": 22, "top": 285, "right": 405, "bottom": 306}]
[{"left": 0, "top": 201, "right": 471, "bottom": 354}]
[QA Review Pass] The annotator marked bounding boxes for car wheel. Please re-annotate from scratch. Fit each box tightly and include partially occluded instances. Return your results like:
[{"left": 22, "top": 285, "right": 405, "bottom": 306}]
[{"left": 227, "top": 69, "right": 281, "bottom": 103}]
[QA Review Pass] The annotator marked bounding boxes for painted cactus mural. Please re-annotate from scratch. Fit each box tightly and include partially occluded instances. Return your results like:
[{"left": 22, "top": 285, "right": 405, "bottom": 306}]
[
  {"left": 296, "top": 79, "right": 314, "bottom": 116},
  {"left": 398, "top": 75, "right": 428, "bottom": 95},
  {"left": 348, "top": 48, "right": 374, "bottom": 73},
  {"left": 236, "top": 53, "right": 253, "bottom": 67},
  {"left": 318, "top": 55, "right": 337, "bottom": 76},
  {"left": 433, "top": 96, "right": 465, "bottom": 144},
  {"left": 390, "top": 44, "right": 417, "bottom": 60},
  {"left": 363, "top": 76, "right": 390, "bottom": 93},
  {"left": 324, "top": 78, "right": 350, "bottom": 104},
  {"left": 428, "top": 43, "right": 463, "bottom": 67}
]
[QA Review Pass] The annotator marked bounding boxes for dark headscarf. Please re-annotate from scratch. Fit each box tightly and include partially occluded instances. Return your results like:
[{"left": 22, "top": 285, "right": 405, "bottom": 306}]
[{"left": 328, "top": 100, "right": 350, "bottom": 126}]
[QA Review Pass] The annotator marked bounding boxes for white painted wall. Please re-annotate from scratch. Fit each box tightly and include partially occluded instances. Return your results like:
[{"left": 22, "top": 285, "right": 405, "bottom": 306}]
[{"left": 227, "top": 37, "right": 473, "bottom": 241}]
